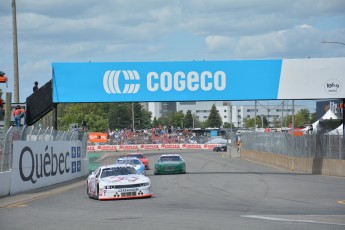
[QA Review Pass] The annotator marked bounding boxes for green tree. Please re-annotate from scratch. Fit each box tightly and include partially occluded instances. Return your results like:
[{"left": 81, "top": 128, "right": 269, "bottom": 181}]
[
  {"left": 310, "top": 112, "right": 317, "bottom": 123},
  {"left": 108, "top": 103, "right": 132, "bottom": 130},
  {"left": 184, "top": 110, "right": 194, "bottom": 128},
  {"left": 152, "top": 117, "right": 159, "bottom": 128},
  {"left": 243, "top": 117, "right": 255, "bottom": 128},
  {"left": 206, "top": 104, "right": 222, "bottom": 128},
  {"left": 298, "top": 109, "right": 310, "bottom": 124},
  {"left": 223, "top": 121, "right": 234, "bottom": 129},
  {"left": 294, "top": 112, "right": 306, "bottom": 128},
  {"left": 283, "top": 115, "right": 292, "bottom": 128},
  {"left": 57, "top": 103, "right": 108, "bottom": 131}
]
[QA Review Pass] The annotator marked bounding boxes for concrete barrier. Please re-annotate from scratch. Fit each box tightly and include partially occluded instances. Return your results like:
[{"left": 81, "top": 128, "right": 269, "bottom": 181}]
[
  {"left": 0, "top": 171, "right": 10, "bottom": 196},
  {"left": 241, "top": 150, "right": 345, "bottom": 177}
]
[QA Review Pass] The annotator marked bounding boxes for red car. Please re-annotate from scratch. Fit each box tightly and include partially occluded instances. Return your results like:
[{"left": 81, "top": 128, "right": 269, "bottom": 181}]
[{"left": 126, "top": 153, "right": 149, "bottom": 170}]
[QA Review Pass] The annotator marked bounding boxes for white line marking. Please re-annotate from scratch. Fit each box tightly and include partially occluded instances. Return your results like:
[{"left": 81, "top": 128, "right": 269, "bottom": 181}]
[{"left": 242, "top": 215, "right": 345, "bottom": 226}]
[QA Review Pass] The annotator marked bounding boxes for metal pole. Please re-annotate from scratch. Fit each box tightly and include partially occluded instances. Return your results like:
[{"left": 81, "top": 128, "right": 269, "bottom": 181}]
[
  {"left": 12, "top": 0, "right": 20, "bottom": 103},
  {"left": 254, "top": 100, "right": 257, "bottom": 130},
  {"left": 132, "top": 102, "right": 134, "bottom": 130},
  {"left": 281, "top": 101, "right": 284, "bottom": 131},
  {"left": 53, "top": 103, "right": 58, "bottom": 130},
  {"left": 292, "top": 100, "right": 295, "bottom": 134}
]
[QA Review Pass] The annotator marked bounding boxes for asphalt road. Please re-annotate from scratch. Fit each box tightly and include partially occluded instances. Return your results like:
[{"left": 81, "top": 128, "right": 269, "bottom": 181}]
[{"left": 1, "top": 150, "right": 344, "bottom": 230}]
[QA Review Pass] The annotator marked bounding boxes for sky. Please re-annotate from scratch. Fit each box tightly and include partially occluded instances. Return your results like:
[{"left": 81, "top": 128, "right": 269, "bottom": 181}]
[{"left": 1, "top": 0, "right": 345, "bottom": 111}]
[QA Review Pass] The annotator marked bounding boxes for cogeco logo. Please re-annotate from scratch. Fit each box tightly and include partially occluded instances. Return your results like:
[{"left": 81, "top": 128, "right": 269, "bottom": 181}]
[
  {"left": 147, "top": 71, "right": 226, "bottom": 92},
  {"left": 103, "top": 70, "right": 227, "bottom": 94},
  {"left": 103, "top": 70, "right": 140, "bottom": 94},
  {"left": 324, "top": 78, "right": 342, "bottom": 95}
]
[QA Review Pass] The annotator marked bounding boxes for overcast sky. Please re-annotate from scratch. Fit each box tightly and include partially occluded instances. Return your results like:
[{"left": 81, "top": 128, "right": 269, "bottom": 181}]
[{"left": 1, "top": 0, "right": 344, "bottom": 109}]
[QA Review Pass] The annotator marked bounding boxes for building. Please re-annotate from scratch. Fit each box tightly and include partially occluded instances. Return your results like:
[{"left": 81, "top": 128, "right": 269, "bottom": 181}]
[{"left": 146, "top": 101, "right": 309, "bottom": 128}]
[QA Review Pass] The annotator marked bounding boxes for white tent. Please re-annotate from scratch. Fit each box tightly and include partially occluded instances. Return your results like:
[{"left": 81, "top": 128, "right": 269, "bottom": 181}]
[
  {"left": 327, "top": 124, "right": 343, "bottom": 135},
  {"left": 206, "top": 138, "right": 228, "bottom": 144},
  {"left": 302, "top": 109, "right": 338, "bottom": 132}
]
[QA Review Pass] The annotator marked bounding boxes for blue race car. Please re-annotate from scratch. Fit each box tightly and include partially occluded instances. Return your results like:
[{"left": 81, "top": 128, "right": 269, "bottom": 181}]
[{"left": 115, "top": 157, "right": 146, "bottom": 175}]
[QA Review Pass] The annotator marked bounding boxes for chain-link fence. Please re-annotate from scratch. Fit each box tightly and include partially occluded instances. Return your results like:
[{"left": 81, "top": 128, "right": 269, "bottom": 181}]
[
  {"left": 240, "top": 132, "right": 345, "bottom": 160},
  {"left": 0, "top": 125, "right": 88, "bottom": 172}
]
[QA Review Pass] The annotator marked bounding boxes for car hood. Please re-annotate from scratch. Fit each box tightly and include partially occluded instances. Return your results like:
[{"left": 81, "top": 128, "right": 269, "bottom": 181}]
[{"left": 100, "top": 175, "right": 149, "bottom": 185}]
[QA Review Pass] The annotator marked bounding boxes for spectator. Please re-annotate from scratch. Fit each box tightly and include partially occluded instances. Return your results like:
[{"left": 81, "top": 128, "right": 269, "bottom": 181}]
[
  {"left": 235, "top": 132, "right": 242, "bottom": 152},
  {"left": 12, "top": 105, "right": 25, "bottom": 127},
  {"left": 307, "top": 124, "right": 313, "bottom": 134},
  {"left": 33, "top": 81, "right": 38, "bottom": 92}
]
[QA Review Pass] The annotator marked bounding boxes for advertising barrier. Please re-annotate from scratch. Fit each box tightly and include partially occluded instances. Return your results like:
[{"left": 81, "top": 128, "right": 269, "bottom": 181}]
[
  {"left": 87, "top": 143, "right": 224, "bottom": 152},
  {"left": 10, "top": 141, "right": 88, "bottom": 194},
  {"left": 53, "top": 58, "right": 345, "bottom": 103}
]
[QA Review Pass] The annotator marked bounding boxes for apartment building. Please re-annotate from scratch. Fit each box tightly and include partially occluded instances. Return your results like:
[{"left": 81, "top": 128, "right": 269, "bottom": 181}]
[{"left": 146, "top": 101, "right": 308, "bottom": 128}]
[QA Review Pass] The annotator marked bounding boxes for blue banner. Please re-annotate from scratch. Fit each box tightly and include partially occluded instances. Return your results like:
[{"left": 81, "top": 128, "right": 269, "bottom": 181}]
[{"left": 52, "top": 60, "right": 283, "bottom": 103}]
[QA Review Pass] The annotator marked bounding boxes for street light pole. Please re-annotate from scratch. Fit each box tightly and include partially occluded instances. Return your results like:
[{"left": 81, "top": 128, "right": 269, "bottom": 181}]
[{"left": 12, "top": 0, "right": 20, "bottom": 103}]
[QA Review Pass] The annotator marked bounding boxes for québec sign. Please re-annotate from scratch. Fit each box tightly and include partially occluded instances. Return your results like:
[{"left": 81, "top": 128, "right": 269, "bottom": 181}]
[{"left": 10, "top": 141, "right": 83, "bottom": 194}]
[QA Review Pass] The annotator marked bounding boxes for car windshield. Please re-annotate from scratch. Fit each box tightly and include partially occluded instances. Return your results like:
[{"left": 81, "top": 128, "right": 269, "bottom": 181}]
[
  {"left": 128, "top": 154, "right": 143, "bottom": 159},
  {"left": 160, "top": 156, "right": 181, "bottom": 162},
  {"left": 117, "top": 159, "right": 142, "bottom": 165},
  {"left": 100, "top": 167, "right": 138, "bottom": 178}
]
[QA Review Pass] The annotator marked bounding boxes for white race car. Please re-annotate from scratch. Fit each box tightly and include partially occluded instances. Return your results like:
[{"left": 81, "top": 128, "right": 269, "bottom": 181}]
[{"left": 87, "top": 164, "right": 153, "bottom": 200}]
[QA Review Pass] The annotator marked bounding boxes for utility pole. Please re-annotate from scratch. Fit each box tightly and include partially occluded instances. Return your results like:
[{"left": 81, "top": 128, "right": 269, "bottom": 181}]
[
  {"left": 132, "top": 102, "right": 134, "bottom": 131},
  {"left": 12, "top": 0, "right": 20, "bottom": 103},
  {"left": 254, "top": 100, "right": 257, "bottom": 130}
]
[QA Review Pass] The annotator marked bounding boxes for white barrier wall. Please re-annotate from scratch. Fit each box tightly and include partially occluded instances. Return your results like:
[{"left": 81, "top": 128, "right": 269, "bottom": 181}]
[
  {"left": 0, "top": 171, "right": 11, "bottom": 196},
  {"left": 87, "top": 143, "right": 224, "bottom": 152},
  {"left": 10, "top": 141, "right": 88, "bottom": 194}
]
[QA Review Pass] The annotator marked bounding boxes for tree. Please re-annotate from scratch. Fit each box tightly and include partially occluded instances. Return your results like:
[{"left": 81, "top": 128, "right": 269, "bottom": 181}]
[
  {"left": 108, "top": 103, "right": 132, "bottom": 130},
  {"left": 206, "top": 104, "right": 222, "bottom": 128},
  {"left": 298, "top": 109, "right": 310, "bottom": 124},
  {"left": 283, "top": 115, "right": 292, "bottom": 128},
  {"left": 243, "top": 117, "right": 255, "bottom": 128},
  {"left": 152, "top": 117, "right": 159, "bottom": 128},
  {"left": 223, "top": 122, "right": 234, "bottom": 129},
  {"left": 184, "top": 110, "right": 194, "bottom": 128},
  {"left": 57, "top": 103, "right": 108, "bottom": 131},
  {"left": 294, "top": 112, "right": 306, "bottom": 128},
  {"left": 310, "top": 112, "right": 317, "bottom": 124}
]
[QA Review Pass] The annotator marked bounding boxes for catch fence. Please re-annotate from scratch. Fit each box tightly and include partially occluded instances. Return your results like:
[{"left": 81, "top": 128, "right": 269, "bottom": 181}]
[
  {"left": 240, "top": 132, "right": 345, "bottom": 160},
  {"left": 0, "top": 126, "right": 88, "bottom": 172}
]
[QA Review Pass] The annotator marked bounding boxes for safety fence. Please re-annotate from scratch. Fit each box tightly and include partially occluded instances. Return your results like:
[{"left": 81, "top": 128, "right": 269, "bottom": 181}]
[
  {"left": 241, "top": 132, "right": 345, "bottom": 160},
  {"left": 0, "top": 125, "right": 88, "bottom": 172}
]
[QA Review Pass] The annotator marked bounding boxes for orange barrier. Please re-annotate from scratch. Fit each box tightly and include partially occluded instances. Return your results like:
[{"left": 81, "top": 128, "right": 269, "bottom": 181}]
[{"left": 88, "top": 132, "right": 108, "bottom": 143}]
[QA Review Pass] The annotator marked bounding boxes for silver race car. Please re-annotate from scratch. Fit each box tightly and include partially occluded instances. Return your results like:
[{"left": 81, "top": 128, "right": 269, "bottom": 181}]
[{"left": 87, "top": 164, "right": 153, "bottom": 200}]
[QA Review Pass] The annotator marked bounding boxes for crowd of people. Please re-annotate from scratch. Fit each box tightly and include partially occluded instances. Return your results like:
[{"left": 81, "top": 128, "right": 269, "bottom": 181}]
[{"left": 105, "top": 127, "right": 207, "bottom": 145}]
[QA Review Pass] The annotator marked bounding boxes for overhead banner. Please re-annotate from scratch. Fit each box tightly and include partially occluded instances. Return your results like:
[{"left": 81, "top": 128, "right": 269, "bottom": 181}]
[{"left": 52, "top": 58, "right": 345, "bottom": 103}]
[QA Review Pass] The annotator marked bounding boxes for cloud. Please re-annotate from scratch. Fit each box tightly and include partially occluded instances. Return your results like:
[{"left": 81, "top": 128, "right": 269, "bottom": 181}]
[{"left": 0, "top": 0, "right": 344, "bottom": 102}]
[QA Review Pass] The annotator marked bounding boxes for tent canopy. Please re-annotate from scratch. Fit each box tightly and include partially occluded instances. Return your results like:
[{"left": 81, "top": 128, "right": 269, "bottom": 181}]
[{"left": 302, "top": 109, "right": 338, "bottom": 132}]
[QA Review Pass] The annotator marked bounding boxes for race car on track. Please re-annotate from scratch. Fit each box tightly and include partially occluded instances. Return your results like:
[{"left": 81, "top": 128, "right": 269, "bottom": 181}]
[
  {"left": 213, "top": 145, "right": 227, "bottom": 152},
  {"left": 115, "top": 157, "right": 146, "bottom": 175},
  {"left": 154, "top": 154, "right": 186, "bottom": 175},
  {"left": 126, "top": 152, "right": 150, "bottom": 169},
  {"left": 87, "top": 164, "right": 153, "bottom": 200}
]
